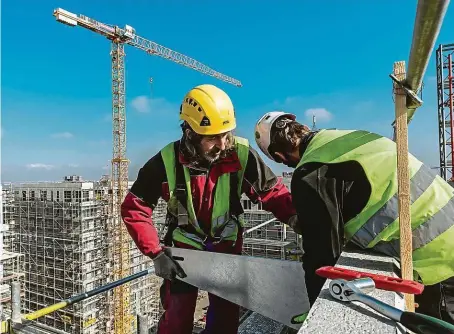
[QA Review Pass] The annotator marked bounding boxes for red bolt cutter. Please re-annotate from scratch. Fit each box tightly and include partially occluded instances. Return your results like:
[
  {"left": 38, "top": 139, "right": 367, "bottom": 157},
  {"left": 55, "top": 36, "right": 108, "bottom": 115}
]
[{"left": 316, "top": 266, "right": 424, "bottom": 295}]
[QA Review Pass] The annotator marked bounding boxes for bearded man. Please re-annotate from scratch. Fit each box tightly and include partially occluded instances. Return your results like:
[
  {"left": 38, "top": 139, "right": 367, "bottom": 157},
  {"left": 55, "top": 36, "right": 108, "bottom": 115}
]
[{"left": 121, "top": 85, "right": 298, "bottom": 334}]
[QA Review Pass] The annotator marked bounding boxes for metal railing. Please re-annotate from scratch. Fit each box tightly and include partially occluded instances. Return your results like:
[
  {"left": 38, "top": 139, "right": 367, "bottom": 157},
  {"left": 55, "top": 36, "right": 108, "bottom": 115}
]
[{"left": 1, "top": 268, "right": 155, "bottom": 334}]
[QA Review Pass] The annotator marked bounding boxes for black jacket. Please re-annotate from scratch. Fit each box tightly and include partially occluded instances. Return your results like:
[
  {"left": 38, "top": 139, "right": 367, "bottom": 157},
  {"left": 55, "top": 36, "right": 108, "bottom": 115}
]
[{"left": 291, "top": 132, "right": 371, "bottom": 304}]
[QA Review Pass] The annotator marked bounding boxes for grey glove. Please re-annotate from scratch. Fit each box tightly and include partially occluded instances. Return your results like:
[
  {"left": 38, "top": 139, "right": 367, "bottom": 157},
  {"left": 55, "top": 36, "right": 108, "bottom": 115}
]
[
  {"left": 152, "top": 247, "right": 187, "bottom": 281},
  {"left": 288, "top": 215, "right": 303, "bottom": 235}
]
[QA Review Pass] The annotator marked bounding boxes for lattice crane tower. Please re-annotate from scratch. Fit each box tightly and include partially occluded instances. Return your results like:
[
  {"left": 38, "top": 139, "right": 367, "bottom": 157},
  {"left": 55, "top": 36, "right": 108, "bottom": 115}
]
[
  {"left": 436, "top": 43, "right": 454, "bottom": 182},
  {"left": 53, "top": 8, "right": 242, "bottom": 334}
]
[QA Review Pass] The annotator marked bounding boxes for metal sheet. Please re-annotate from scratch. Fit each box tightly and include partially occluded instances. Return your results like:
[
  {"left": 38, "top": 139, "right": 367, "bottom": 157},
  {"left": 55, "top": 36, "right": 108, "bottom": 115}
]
[{"left": 170, "top": 247, "right": 310, "bottom": 330}]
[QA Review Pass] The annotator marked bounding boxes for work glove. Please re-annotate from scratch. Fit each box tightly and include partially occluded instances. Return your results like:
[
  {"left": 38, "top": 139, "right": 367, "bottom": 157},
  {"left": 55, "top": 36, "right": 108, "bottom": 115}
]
[
  {"left": 291, "top": 312, "right": 309, "bottom": 325},
  {"left": 288, "top": 215, "right": 303, "bottom": 235},
  {"left": 152, "top": 247, "right": 187, "bottom": 281}
]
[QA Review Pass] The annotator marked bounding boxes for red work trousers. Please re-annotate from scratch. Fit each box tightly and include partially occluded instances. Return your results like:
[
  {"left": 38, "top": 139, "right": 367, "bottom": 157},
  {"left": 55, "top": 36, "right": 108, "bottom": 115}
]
[{"left": 157, "top": 238, "right": 243, "bottom": 334}]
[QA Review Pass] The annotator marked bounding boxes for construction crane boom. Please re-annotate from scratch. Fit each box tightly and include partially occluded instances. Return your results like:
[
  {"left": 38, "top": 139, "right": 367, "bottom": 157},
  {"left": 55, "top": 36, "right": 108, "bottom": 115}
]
[
  {"left": 53, "top": 8, "right": 242, "bottom": 87},
  {"left": 53, "top": 7, "right": 242, "bottom": 334}
]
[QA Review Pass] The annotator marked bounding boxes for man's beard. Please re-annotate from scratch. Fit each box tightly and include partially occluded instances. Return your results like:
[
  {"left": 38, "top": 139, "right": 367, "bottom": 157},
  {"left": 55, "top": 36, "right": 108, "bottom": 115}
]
[{"left": 203, "top": 146, "right": 222, "bottom": 163}]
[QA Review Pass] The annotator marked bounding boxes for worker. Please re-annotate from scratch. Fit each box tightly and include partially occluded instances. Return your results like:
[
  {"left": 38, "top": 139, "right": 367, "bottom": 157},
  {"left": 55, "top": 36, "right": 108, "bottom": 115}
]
[
  {"left": 254, "top": 111, "right": 454, "bottom": 324},
  {"left": 121, "top": 86, "right": 298, "bottom": 334}
]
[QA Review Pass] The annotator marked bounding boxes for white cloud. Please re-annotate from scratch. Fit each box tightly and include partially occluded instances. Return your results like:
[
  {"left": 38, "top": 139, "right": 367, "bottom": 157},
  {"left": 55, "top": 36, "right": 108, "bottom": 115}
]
[
  {"left": 130, "top": 95, "right": 177, "bottom": 114},
  {"left": 131, "top": 96, "right": 150, "bottom": 113},
  {"left": 26, "top": 163, "right": 55, "bottom": 170},
  {"left": 68, "top": 164, "right": 79, "bottom": 168},
  {"left": 304, "top": 108, "right": 333, "bottom": 123},
  {"left": 51, "top": 132, "right": 74, "bottom": 139}
]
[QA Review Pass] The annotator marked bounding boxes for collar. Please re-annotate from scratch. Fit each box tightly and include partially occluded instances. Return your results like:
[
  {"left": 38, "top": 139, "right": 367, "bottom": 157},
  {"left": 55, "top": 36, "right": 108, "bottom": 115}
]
[{"left": 298, "top": 131, "right": 318, "bottom": 159}]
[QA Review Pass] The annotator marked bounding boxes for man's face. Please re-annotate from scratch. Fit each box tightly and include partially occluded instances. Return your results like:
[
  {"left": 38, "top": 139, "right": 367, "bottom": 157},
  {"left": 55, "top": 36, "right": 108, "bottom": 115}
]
[
  {"left": 272, "top": 150, "right": 299, "bottom": 168},
  {"left": 199, "top": 132, "right": 231, "bottom": 163}
]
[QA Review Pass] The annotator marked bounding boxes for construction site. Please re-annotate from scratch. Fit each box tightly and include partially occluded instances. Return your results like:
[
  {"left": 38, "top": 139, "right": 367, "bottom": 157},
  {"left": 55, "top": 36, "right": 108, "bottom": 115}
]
[
  {"left": 0, "top": 173, "right": 300, "bottom": 333},
  {"left": 1, "top": 1, "right": 454, "bottom": 334}
]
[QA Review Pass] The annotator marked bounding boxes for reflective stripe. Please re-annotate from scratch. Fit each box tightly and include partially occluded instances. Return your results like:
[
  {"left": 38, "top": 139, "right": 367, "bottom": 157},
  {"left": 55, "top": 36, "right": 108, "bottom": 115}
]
[
  {"left": 352, "top": 164, "right": 437, "bottom": 248},
  {"left": 161, "top": 143, "right": 205, "bottom": 236},
  {"left": 211, "top": 212, "right": 230, "bottom": 234},
  {"left": 297, "top": 129, "right": 454, "bottom": 285},
  {"left": 373, "top": 196, "right": 454, "bottom": 257},
  {"left": 172, "top": 228, "right": 204, "bottom": 250}
]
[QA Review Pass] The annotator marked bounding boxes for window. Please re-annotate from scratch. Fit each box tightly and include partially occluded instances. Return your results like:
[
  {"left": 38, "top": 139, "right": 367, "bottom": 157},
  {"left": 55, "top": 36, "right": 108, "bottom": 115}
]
[
  {"left": 64, "top": 191, "right": 71, "bottom": 203},
  {"left": 73, "top": 190, "right": 81, "bottom": 203}
]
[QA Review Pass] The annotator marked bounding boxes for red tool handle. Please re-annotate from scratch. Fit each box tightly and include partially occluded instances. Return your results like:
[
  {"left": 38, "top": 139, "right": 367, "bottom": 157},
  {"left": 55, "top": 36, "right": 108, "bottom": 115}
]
[{"left": 316, "top": 266, "right": 424, "bottom": 295}]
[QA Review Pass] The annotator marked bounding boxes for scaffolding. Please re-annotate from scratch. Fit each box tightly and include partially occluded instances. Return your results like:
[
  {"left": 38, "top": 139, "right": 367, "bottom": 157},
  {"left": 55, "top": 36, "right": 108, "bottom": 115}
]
[
  {"left": 242, "top": 174, "right": 301, "bottom": 261},
  {"left": 1, "top": 171, "right": 299, "bottom": 333},
  {"left": 2, "top": 178, "right": 112, "bottom": 333},
  {"left": 436, "top": 43, "right": 454, "bottom": 182},
  {"left": 128, "top": 198, "right": 167, "bottom": 330},
  {"left": 1, "top": 176, "right": 164, "bottom": 333},
  {"left": 0, "top": 249, "right": 25, "bottom": 319}
]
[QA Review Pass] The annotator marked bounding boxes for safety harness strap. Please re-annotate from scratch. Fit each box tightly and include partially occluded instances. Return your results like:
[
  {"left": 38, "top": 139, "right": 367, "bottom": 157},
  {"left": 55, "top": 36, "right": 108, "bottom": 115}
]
[{"left": 174, "top": 143, "right": 189, "bottom": 227}]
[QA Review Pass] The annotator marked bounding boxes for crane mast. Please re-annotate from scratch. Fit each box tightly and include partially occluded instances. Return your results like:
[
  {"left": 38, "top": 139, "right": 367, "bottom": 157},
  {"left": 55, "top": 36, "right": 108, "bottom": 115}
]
[{"left": 53, "top": 8, "right": 242, "bottom": 334}]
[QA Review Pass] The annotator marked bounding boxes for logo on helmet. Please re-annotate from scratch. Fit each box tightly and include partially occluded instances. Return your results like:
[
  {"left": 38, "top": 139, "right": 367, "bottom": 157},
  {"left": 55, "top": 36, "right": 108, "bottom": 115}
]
[
  {"left": 255, "top": 131, "right": 260, "bottom": 139},
  {"left": 200, "top": 116, "right": 211, "bottom": 127}
]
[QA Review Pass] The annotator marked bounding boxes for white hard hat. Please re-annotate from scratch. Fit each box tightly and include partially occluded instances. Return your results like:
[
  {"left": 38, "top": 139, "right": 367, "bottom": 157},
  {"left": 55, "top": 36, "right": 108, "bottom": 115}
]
[{"left": 254, "top": 111, "right": 296, "bottom": 161}]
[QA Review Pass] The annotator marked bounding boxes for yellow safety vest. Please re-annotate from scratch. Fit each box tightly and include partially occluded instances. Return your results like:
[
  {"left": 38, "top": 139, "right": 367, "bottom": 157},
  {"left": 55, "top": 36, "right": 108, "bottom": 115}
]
[
  {"left": 297, "top": 129, "right": 454, "bottom": 285},
  {"left": 160, "top": 136, "right": 250, "bottom": 249}
]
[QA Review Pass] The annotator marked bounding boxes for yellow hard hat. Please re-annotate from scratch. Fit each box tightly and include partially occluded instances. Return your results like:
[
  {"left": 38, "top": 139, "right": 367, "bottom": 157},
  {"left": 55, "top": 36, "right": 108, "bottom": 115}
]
[{"left": 179, "top": 84, "right": 236, "bottom": 135}]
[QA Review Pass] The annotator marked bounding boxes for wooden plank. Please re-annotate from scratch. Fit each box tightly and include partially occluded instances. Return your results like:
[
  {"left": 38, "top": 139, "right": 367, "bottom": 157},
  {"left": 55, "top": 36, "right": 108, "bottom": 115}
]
[{"left": 393, "top": 61, "right": 415, "bottom": 312}]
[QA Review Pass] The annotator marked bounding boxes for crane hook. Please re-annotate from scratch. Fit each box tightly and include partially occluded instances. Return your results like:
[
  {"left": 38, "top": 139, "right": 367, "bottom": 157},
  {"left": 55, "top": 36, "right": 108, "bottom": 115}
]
[{"left": 149, "top": 77, "right": 154, "bottom": 99}]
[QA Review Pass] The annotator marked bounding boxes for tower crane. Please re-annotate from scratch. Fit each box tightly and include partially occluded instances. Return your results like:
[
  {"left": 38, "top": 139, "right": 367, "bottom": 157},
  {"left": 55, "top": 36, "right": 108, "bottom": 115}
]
[{"left": 53, "top": 8, "right": 242, "bottom": 334}]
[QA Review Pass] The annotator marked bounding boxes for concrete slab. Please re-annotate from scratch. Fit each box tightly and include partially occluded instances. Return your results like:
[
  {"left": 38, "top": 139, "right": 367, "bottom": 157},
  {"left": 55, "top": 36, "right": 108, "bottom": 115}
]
[
  {"left": 238, "top": 312, "right": 286, "bottom": 334},
  {"left": 298, "top": 245, "right": 405, "bottom": 334}
]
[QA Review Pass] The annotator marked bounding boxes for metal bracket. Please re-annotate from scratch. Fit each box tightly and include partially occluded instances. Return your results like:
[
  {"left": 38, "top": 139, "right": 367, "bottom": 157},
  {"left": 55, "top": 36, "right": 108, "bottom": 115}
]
[{"left": 389, "top": 74, "right": 423, "bottom": 109}]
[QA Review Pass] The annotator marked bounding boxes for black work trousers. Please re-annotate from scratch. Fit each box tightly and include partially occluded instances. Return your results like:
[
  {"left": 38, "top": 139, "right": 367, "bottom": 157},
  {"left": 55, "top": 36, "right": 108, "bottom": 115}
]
[{"left": 416, "top": 276, "right": 454, "bottom": 325}]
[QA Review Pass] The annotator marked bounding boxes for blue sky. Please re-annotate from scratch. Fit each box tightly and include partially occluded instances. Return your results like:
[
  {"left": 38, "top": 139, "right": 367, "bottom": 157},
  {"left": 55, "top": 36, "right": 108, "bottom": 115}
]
[{"left": 2, "top": 0, "right": 454, "bottom": 182}]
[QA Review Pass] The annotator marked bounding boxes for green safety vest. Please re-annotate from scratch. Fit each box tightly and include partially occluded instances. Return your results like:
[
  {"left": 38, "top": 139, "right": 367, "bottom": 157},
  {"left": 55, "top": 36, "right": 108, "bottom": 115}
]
[
  {"left": 297, "top": 129, "right": 454, "bottom": 285},
  {"left": 160, "top": 136, "right": 250, "bottom": 250}
]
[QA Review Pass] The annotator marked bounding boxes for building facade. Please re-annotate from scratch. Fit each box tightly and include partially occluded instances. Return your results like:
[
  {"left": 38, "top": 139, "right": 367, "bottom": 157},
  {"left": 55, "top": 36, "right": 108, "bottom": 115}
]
[{"left": 2, "top": 176, "right": 164, "bottom": 334}]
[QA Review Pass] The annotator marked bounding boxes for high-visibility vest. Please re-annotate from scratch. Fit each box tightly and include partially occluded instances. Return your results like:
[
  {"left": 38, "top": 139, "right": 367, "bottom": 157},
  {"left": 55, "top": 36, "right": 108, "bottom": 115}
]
[
  {"left": 160, "top": 136, "right": 250, "bottom": 249},
  {"left": 297, "top": 129, "right": 454, "bottom": 285}
]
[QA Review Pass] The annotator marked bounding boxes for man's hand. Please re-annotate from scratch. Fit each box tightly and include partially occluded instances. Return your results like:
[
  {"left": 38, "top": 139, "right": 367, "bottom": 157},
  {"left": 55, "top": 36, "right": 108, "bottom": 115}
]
[
  {"left": 288, "top": 215, "right": 303, "bottom": 234},
  {"left": 152, "top": 247, "right": 187, "bottom": 281}
]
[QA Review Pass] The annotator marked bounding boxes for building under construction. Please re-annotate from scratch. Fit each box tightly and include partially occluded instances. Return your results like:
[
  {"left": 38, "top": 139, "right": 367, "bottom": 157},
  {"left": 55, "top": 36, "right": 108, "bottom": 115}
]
[
  {"left": 2, "top": 176, "right": 163, "bottom": 334},
  {"left": 1, "top": 171, "right": 301, "bottom": 334},
  {"left": 241, "top": 174, "right": 301, "bottom": 261}
]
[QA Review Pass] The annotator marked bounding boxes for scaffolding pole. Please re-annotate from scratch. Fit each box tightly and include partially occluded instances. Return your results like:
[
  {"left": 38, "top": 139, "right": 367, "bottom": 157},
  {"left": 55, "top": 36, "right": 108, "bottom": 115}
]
[{"left": 391, "top": 0, "right": 450, "bottom": 312}]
